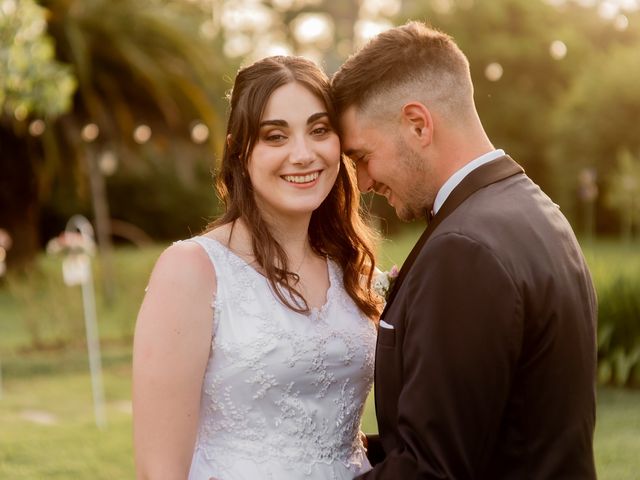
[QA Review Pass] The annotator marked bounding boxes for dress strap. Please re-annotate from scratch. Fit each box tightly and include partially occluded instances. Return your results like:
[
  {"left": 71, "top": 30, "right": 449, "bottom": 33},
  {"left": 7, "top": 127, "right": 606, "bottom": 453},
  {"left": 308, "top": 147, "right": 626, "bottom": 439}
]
[
  {"left": 186, "top": 236, "right": 224, "bottom": 274},
  {"left": 183, "top": 236, "right": 227, "bottom": 335}
]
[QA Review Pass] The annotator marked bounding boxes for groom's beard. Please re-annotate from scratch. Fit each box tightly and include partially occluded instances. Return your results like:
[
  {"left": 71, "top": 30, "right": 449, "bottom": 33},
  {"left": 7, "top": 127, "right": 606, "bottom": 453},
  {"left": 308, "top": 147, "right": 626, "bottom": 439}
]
[{"left": 391, "top": 137, "right": 431, "bottom": 222}]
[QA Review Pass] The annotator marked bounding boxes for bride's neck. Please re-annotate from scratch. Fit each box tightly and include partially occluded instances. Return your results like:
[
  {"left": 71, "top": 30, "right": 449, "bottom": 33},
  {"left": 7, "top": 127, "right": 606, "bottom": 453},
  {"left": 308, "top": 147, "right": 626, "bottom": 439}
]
[{"left": 231, "top": 217, "right": 312, "bottom": 265}]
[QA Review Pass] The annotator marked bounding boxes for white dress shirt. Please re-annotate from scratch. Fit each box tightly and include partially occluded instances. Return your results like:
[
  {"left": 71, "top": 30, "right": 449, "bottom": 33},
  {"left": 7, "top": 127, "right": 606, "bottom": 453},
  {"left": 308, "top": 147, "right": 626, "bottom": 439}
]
[{"left": 432, "top": 149, "right": 506, "bottom": 215}]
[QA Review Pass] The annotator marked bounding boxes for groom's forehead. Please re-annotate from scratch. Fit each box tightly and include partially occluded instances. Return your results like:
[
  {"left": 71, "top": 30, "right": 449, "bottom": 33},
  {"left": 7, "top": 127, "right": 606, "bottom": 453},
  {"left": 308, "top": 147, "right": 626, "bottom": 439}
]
[{"left": 340, "top": 106, "right": 371, "bottom": 150}]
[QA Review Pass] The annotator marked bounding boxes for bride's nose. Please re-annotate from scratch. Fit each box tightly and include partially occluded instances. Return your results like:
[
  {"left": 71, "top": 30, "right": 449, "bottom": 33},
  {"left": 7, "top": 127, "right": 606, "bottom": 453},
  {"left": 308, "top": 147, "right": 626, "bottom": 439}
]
[{"left": 289, "top": 135, "right": 314, "bottom": 166}]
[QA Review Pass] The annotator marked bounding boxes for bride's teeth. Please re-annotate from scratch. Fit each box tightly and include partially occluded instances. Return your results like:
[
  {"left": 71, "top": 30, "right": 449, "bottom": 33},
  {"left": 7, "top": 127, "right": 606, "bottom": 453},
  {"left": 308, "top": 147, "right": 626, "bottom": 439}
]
[{"left": 284, "top": 172, "right": 319, "bottom": 184}]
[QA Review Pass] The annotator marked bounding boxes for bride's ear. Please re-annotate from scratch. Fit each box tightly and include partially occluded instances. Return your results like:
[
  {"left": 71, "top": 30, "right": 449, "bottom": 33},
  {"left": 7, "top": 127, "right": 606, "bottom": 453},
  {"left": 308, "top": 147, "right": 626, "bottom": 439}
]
[
  {"left": 226, "top": 134, "right": 233, "bottom": 148},
  {"left": 400, "top": 102, "right": 433, "bottom": 147}
]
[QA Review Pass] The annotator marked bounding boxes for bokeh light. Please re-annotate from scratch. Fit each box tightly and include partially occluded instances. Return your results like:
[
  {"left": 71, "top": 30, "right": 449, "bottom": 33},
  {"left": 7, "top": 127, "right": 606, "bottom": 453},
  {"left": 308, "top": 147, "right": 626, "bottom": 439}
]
[
  {"left": 484, "top": 62, "right": 504, "bottom": 82},
  {"left": 190, "top": 122, "right": 210, "bottom": 144},
  {"left": 360, "top": 0, "right": 402, "bottom": 17},
  {"left": 224, "top": 34, "right": 252, "bottom": 58},
  {"left": 1, "top": 0, "right": 17, "bottom": 16},
  {"left": 28, "top": 119, "right": 45, "bottom": 136},
  {"left": 614, "top": 14, "right": 629, "bottom": 30},
  {"left": 81, "top": 123, "right": 99, "bottom": 142},
  {"left": 133, "top": 125, "right": 152, "bottom": 144},
  {"left": 550, "top": 40, "right": 568, "bottom": 60},
  {"left": 292, "top": 13, "right": 334, "bottom": 48},
  {"left": 354, "top": 18, "right": 393, "bottom": 46},
  {"left": 222, "top": 2, "right": 273, "bottom": 32},
  {"left": 13, "top": 105, "right": 28, "bottom": 121},
  {"left": 599, "top": 0, "right": 620, "bottom": 18},
  {"left": 98, "top": 150, "right": 118, "bottom": 176}
]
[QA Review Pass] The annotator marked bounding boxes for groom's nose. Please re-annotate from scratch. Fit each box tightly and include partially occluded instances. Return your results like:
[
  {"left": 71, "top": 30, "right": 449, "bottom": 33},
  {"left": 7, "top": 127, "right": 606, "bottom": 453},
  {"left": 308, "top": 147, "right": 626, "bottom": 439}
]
[{"left": 356, "top": 164, "right": 374, "bottom": 193}]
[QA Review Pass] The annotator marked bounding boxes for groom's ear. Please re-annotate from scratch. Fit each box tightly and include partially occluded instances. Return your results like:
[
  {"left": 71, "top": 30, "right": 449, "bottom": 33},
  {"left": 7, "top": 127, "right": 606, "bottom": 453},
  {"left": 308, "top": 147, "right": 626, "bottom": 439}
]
[{"left": 400, "top": 102, "right": 433, "bottom": 147}]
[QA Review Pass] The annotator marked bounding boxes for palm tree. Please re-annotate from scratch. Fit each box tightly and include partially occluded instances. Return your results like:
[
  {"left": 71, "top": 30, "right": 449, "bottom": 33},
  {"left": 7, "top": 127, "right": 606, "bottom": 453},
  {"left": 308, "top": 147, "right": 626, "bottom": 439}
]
[{"left": 1, "top": 0, "right": 230, "bottom": 271}]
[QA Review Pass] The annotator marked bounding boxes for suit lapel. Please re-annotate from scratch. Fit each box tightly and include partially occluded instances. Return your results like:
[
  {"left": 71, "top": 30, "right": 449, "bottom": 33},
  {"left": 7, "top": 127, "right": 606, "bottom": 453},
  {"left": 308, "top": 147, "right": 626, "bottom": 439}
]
[{"left": 380, "top": 155, "right": 524, "bottom": 319}]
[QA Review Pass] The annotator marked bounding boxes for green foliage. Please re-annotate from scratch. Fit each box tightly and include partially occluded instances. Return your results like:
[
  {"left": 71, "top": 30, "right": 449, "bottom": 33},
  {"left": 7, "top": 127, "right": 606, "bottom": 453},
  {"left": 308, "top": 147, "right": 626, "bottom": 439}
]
[
  {"left": 3, "top": 265, "right": 85, "bottom": 350},
  {"left": 596, "top": 279, "right": 640, "bottom": 387},
  {"left": 592, "top": 388, "right": 640, "bottom": 479},
  {"left": 584, "top": 240, "right": 640, "bottom": 387},
  {"left": 41, "top": 0, "right": 229, "bottom": 140},
  {"left": 551, "top": 39, "right": 640, "bottom": 229},
  {"left": 403, "top": 0, "right": 580, "bottom": 187},
  {"left": 604, "top": 149, "right": 640, "bottom": 240},
  {"left": 0, "top": 246, "right": 161, "bottom": 352},
  {"left": 0, "top": 0, "right": 76, "bottom": 119},
  {"left": 0, "top": 242, "right": 639, "bottom": 478},
  {"left": 0, "top": 347, "right": 135, "bottom": 479},
  {"left": 41, "top": 143, "right": 219, "bottom": 243},
  {"left": 104, "top": 151, "right": 218, "bottom": 240},
  {"left": 400, "top": 0, "right": 640, "bottom": 233}
]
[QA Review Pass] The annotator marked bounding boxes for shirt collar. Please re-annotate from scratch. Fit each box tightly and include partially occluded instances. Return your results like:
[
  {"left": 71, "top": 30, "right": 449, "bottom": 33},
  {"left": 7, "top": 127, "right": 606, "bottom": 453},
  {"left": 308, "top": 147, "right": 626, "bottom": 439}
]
[{"left": 432, "top": 149, "right": 505, "bottom": 215}]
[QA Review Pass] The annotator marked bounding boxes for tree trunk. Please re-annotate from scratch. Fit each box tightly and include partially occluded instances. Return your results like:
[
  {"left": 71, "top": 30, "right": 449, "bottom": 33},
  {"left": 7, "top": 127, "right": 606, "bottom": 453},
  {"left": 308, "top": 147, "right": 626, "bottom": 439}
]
[
  {"left": 0, "top": 124, "right": 41, "bottom": 270},
  {"left": 85, "top": 146, "right": 116, "bottom": 304}
]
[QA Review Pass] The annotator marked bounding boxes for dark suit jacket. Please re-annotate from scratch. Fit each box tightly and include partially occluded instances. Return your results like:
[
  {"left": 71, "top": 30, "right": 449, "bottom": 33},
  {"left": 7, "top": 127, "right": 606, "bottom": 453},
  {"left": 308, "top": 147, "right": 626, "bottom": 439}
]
[{"left": 358, "top": 156, "right": 597, "bottom": 479}]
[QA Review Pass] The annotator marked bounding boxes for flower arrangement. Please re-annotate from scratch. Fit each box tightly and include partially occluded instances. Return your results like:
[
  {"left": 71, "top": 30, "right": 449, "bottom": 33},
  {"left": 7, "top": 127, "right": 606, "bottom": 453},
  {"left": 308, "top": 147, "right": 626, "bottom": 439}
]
[
  {"left": 46, "top": 231, "right": 96, "bottom": 286},
  {"left": 372, "top": 265, "right": 399, "bottom": 301},
  {"left": 46, "top": 231, "right": 95, "bottom": 257}
]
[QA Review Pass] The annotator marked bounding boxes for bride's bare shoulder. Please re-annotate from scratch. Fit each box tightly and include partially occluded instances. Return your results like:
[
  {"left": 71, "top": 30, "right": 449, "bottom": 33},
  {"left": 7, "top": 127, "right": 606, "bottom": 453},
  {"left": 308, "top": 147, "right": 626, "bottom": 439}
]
[{"left": 149, "top": 239, "right": 215, "bottom": 292}]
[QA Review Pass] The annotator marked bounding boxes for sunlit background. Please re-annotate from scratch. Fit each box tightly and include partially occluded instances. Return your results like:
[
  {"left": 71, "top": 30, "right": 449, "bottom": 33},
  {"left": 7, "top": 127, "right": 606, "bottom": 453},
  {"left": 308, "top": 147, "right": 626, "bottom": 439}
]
[
  {"left": 2, "top": 0, "right": 640, "bottom": 262},
  {"left": 1, "top": 1, "right": 640, "bottom": 478}
]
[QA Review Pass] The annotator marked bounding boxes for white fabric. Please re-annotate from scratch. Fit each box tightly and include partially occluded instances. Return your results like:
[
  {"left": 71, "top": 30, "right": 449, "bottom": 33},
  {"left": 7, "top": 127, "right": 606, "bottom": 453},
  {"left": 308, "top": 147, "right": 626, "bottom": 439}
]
[
  {"left": 186, "top": 236, "right": 376, "bottom": 480},
  {"left": 433, "top": 149, "right": 505, "bottom": 214}
]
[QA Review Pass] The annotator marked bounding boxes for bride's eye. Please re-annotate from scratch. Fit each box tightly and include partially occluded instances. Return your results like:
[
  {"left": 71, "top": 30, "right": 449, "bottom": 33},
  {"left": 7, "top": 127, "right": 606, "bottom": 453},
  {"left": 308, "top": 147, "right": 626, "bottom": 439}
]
[
  {"left": 311, "top": 125, "right": 331, "bottom": 137},
  {"left": 263, "top": 131, "right": 287, "bottom": 143}
]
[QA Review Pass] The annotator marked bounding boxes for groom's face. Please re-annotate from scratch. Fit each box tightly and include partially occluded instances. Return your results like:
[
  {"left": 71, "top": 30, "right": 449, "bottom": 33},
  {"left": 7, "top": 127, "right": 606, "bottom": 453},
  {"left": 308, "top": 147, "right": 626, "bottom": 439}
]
[{"left": 341, "top": 106, "right": 430, "bottom": 221}]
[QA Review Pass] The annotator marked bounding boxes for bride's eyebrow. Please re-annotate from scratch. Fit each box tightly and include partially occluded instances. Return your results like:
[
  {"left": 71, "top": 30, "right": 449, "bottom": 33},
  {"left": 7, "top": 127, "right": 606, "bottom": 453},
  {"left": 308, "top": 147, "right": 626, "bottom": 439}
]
[
  {"left": 259, "top": 112, "right": 329, "bottom": 128},
  {"left": 307, "top": 112, "right": 329, "bottom": 124},
  {"left": 260, "top": 119, "right": 287, "bottom": 128}
]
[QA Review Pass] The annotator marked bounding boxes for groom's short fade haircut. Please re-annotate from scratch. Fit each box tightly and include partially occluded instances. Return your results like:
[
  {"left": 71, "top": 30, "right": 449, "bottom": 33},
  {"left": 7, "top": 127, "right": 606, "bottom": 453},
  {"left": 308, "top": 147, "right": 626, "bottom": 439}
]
[{"left": 331, "top": 21, "right": 475, "bottom": 123}]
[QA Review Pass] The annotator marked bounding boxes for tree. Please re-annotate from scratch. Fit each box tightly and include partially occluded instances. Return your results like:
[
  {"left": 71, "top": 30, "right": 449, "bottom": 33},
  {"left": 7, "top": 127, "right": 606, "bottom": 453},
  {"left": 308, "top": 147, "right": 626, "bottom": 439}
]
[
  {"left": 401, "top": 0, "right": 640, "bottom": 232},
  {"left": 605, "top": 150, "right": 640, "bottom": 241},
  {"left": 0, "top": 0, "right": 75, "bottom": 117},
  {"left": 401, "top": 0, "right": 590, "bottom": 188},
  {"left": 0, "top": 0, "right": 76, "bottom": 269},
  {"left": 1, "top": 0, "right": 229, "bottom": 268},
  {"left": 552, "top": 40, "right": 640, "bottom": 231}
]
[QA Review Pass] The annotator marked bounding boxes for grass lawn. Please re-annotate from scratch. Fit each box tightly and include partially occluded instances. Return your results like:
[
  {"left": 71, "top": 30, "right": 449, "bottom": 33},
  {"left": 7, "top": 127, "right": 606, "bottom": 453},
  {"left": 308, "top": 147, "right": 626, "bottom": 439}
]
[
  {"left": 1, "top": 349, "right": 638, "bottom": 479},
  {"left": 1, "top": 234, "right": 639, "bottom": 478}
]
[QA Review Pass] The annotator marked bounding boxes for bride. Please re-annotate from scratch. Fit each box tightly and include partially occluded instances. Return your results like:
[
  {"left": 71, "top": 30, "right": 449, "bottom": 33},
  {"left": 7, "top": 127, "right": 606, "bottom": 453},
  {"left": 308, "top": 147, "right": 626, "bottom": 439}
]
[{"left": 132, "top": 55, "right": 381, "bottom": 479}]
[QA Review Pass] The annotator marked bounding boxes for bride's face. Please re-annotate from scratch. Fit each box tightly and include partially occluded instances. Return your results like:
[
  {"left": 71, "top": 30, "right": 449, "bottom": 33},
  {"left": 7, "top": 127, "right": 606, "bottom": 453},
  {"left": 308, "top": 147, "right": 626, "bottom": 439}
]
[{"left": 247, "top": 82, "right": 341, "bottom": 221}]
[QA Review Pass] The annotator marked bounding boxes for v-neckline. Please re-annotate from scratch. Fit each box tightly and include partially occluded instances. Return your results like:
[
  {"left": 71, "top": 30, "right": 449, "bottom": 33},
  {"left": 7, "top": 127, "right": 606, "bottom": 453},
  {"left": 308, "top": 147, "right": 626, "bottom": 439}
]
[{"left": 198, "top": 235, "right": 336, "bottom": 315}]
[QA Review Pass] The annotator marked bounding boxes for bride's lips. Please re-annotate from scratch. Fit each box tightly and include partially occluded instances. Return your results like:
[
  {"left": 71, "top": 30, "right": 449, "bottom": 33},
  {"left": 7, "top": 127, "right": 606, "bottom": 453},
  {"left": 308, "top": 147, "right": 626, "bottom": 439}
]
[{"left": 281, "top": 170, "right": 321, "bottom": 188}]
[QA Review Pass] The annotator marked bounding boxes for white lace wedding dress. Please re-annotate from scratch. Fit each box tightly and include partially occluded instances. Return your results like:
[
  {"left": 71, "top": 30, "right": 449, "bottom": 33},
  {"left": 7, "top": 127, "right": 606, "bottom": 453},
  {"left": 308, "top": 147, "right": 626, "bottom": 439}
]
[{"left": 187, "top": 236, "right": 376, "bottom": 480}]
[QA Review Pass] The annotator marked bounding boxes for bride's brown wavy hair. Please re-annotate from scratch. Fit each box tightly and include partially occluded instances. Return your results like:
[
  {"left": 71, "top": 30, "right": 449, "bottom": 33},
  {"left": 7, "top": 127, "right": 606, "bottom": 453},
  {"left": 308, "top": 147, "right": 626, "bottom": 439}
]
[{"left": 209, "top": 56, "right": 381, "bottom": 319}]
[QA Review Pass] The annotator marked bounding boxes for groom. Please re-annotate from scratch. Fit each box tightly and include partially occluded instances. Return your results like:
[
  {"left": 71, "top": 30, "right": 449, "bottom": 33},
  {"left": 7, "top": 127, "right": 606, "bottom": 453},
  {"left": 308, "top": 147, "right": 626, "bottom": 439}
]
[{"left": 332, "top": 21, "right": 597, "bottom": 479}]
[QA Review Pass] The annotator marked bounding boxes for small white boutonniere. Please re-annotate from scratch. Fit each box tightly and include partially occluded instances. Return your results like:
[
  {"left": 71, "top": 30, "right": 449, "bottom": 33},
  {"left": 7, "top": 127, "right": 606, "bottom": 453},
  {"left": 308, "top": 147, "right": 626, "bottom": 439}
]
[{"left": 372, "top": 265, "right": 399, "bottom": 301}]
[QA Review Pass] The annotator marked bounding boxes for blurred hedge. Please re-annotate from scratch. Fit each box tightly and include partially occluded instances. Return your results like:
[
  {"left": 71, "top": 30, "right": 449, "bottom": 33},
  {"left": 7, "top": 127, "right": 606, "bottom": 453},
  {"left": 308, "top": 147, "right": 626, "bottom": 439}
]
[
  {"left": 584, "top": 241, "right": 640, "bottom": 388},
  {"left": 40, "top": 143, "right": 219, "bottom": 245}
]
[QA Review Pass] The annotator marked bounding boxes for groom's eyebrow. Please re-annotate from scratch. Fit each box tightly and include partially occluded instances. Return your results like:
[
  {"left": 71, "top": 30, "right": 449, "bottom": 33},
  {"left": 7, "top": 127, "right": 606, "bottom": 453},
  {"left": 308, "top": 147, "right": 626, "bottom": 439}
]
[{"left": 259, "top": 112, "right": 329, "bottom": 128}]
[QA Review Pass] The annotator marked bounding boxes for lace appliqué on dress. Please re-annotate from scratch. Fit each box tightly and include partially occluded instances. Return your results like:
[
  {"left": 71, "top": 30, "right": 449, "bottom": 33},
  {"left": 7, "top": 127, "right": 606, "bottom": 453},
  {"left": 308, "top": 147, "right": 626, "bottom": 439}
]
[{"left": 187, "top": 236, "right": 376, "bottom": 478}]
